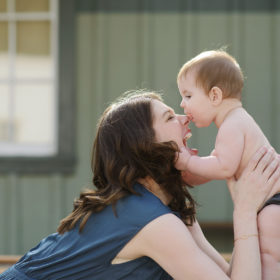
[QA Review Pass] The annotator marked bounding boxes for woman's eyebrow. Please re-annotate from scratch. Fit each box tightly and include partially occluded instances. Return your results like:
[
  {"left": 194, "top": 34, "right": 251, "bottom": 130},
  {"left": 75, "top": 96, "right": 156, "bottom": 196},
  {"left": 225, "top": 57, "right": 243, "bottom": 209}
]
[{"left": 162, "top": 108, "right": 174, "bottom": 117}]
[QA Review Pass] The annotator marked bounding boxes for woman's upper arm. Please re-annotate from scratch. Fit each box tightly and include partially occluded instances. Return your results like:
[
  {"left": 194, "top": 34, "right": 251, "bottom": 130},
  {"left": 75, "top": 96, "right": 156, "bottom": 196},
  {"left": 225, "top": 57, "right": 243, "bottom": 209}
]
[
  {"left": 137, "top": 214, "right": 230, "bottom": 280},
  {"left": 188, "top": 220, "right": 230, "bottom": 274}
]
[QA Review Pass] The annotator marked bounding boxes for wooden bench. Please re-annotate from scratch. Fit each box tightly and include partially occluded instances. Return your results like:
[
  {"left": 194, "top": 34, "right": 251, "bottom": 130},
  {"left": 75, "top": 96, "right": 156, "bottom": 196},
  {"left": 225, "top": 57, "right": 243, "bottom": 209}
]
[{"left": 0, "top": 255, "right": 21, "bottom": 274}]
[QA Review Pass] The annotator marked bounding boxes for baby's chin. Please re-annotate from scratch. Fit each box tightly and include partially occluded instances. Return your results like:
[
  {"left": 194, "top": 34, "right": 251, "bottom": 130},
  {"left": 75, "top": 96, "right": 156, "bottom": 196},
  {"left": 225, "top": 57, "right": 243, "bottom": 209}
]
[
  {"left": 193, "top": 120, "right": 211, "bottom": 128},
  {"left": 193, "top": 122, "right": 202, "bottom": 128}
]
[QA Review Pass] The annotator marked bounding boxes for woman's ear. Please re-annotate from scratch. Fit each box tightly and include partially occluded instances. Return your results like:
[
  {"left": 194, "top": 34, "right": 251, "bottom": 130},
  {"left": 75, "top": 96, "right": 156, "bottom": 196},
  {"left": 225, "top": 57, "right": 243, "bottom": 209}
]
[{"left": 209, "top": 86, "right": 223, "bottom": 106}]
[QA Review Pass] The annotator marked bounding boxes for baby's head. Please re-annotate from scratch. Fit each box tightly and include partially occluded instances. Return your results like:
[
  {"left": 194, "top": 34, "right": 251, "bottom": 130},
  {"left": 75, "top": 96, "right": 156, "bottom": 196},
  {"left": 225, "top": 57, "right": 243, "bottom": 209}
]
[{"left": 177, "top": 50, "right": 244, "bottom": 100}]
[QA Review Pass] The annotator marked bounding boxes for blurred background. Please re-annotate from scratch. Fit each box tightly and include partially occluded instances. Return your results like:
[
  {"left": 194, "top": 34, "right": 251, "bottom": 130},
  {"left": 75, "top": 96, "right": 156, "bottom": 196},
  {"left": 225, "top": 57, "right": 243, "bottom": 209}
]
[{"left": 0, "top": 0, "right": 280, "bottom": 256}]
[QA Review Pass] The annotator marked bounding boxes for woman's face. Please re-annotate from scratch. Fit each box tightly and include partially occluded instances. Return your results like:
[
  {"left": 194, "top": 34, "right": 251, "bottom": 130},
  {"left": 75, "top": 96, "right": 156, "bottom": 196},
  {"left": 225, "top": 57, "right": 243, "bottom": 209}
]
[{"left": 152, "top": 99, "right": 191, "bottom": 149}]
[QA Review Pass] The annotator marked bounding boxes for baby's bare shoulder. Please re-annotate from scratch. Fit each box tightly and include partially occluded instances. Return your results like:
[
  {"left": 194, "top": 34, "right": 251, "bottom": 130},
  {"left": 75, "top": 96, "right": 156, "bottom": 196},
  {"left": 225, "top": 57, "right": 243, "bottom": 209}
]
[{"left": 222, "top": 108, "right": 253, "bottom": 129}]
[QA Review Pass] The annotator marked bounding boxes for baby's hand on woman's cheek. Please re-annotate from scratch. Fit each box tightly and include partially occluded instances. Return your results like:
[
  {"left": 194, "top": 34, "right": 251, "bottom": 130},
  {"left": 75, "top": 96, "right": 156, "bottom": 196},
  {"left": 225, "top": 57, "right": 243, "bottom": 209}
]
[{"left": 175, "top": 146, "right": 191, "bottom": 171}]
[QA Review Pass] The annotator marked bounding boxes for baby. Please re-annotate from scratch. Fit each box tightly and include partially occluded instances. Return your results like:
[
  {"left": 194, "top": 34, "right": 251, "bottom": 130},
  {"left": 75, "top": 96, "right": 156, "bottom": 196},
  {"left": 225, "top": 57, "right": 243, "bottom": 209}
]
[{"left": 177, "top": 50, "right": 280, "bottom": 280}]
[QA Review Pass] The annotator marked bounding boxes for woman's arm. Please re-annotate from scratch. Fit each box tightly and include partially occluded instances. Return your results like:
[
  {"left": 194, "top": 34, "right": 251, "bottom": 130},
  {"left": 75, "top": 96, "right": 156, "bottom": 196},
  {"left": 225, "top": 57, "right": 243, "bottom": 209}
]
[
  {"left": 135, "top": 147, "right": 280, "bottom": 279},
  {"left": 187, "top": 220, "right": 230, "bottom": 275},
  {"left": 228, "top": 147, "right": 280, "bottom": 279},
  {"left": 137, "top": 213, "right": 231, "bottom": 280}
]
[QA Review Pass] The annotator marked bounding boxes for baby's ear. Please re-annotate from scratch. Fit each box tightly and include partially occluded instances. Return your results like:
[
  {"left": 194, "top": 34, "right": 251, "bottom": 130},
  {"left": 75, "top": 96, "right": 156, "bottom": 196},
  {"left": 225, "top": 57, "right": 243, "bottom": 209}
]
[{"left": 209, "top": 86, "right": 223, "bottom": 106}]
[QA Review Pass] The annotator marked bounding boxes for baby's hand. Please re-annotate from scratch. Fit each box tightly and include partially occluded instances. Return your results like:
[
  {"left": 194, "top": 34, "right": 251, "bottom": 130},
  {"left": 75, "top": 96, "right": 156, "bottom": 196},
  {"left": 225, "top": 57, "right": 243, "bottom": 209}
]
[{"left": 175, "top": 146, "right": 192, "bottom": 171}]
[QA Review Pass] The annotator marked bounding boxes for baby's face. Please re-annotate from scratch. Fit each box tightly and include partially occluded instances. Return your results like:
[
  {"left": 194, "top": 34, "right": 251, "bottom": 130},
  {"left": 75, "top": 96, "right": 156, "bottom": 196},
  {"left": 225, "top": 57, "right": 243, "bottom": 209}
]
[{"left": 178, "top": 71, "right": 215, "bottom": 128}]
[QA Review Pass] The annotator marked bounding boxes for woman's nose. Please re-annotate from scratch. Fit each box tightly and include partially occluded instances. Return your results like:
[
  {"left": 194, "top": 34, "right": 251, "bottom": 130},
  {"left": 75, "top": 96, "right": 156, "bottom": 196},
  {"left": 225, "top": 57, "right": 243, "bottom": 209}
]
[{"left": 176, "top": 114, "right": 188, "bottom": 126}]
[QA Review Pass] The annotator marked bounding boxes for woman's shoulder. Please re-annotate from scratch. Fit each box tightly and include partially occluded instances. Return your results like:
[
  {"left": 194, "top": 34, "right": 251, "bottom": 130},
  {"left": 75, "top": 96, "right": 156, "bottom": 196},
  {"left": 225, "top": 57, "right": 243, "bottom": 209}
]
[{"left": 115, "top": 183, "right": 173, "bottom": 227}]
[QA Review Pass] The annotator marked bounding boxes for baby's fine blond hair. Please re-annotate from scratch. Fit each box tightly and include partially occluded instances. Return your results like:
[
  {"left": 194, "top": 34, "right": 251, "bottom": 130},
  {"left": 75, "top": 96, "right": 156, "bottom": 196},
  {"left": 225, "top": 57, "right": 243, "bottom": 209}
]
[{"left": 177, "top": 50, "right": 244, "bottom": 99}]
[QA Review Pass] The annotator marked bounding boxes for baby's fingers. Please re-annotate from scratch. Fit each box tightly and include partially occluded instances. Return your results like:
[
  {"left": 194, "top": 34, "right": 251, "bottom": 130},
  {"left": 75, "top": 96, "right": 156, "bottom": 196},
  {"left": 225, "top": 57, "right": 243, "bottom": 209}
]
[
  {"left": 267, "top": 161, "right": 280, "bottom": 185},
  {"left": 255, "top": 147, "right": 274, "bottom": 173},
  {"left": 245, "top": 146, "right": 268, "bottom": 173},
  {"left": 264, "top": 157, "right": 278, "bottom": 179}
]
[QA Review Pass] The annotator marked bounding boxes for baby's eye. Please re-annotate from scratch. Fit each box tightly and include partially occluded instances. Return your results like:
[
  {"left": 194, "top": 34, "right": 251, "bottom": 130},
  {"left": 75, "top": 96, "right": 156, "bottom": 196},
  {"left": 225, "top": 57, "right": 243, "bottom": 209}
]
[
  {"left": 185, "top": 95, "right": 191, "bottom": 99},
  {"left": 167, "top": 115, "right": 175, "bottom": 121}
]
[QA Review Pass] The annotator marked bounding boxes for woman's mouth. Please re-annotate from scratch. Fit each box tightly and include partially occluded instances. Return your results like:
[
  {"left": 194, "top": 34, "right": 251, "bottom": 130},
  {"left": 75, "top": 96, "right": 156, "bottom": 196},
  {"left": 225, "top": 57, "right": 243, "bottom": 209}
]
[{"left": 183, "top": 129, "right": 192, "bottom": 146}]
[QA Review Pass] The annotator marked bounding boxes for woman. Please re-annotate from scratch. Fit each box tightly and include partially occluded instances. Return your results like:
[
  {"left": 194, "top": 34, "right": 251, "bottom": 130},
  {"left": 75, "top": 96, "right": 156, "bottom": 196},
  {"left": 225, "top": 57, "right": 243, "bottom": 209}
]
[{"left": 1, "top": 91, "right": 279, "bottom": 280}]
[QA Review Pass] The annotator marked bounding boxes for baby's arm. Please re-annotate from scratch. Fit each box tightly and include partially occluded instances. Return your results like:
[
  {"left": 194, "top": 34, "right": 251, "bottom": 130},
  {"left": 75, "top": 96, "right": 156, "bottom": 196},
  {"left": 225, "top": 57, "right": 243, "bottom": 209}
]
[
  {"left": 181, "top": 148, "right": 211, "bottom": 185},
  {"left": 180, "top": 121, "right": 245, "bottom": 180}
]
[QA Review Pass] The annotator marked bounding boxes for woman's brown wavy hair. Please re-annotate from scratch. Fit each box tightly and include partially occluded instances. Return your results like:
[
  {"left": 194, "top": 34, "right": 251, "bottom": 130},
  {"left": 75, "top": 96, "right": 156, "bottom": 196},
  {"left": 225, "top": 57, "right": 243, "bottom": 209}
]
[{"left": 58, "top": 91, "right": 196, "bottom": 234}]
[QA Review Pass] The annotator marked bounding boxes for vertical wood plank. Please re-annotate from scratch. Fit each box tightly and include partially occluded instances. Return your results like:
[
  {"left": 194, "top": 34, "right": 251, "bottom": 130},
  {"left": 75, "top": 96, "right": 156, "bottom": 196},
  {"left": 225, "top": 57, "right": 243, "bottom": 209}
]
[
  {"left": 76, "top": 14, "right": 98, "bottom": 179},
  {"left": 139, "top": 0, "right": 155, "bottom": 89},
  {"left": 106, "top": 13, "right": 142, "bottom": 97},
  {"left": 151, "top": 1, "right": 182, "bottom": 110},
  {"left": 242, "top": 14, "right": 273, "bottom": 139},
  {"left": 271, "top": 11, "right": 280, "bottom": 150},
  {"left": 188, "top": 13, "right": 233, "bottom": 222},
  {"left": 6, "top": 174, "right": 21, "bottom": 253},
  {"left": 48, "top": 174, "right": 64, "bottom": 231},
  {"left": 0, "top": 176, "right": 9, "bottom": 254},
  {"left": 21, "top": 176, "right": 52, "bottom": 253},
  {"left": 90, "top": 12, "right": 108, "bottom": 117}
]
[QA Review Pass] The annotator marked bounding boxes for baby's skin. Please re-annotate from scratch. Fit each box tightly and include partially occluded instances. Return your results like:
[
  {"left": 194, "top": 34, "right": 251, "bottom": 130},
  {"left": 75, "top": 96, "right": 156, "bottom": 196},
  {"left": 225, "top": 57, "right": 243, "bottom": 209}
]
[{"left": 177, "top": 71, "right": 280, "bottom": 279}]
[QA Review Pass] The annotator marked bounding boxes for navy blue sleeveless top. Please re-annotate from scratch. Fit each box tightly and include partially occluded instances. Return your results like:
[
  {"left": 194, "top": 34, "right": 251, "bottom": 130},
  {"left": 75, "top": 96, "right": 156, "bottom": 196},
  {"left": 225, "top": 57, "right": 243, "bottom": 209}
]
[{"left": 0, "top": 183, "right": 174, "bottom": 280}]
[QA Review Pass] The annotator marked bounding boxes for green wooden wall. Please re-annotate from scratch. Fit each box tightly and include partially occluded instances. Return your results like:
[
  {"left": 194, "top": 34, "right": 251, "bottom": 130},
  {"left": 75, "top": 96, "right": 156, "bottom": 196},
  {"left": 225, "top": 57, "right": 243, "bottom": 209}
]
[{"left": 1, "top": 0, "right": 280, "bottom": 254}]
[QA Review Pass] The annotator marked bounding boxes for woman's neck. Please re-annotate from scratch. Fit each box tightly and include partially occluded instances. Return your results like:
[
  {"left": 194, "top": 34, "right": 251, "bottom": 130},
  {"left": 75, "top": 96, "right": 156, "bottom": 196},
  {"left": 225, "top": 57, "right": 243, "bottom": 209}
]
[{"left": 137, "top": 177, "right": 172, "bottom": 205}]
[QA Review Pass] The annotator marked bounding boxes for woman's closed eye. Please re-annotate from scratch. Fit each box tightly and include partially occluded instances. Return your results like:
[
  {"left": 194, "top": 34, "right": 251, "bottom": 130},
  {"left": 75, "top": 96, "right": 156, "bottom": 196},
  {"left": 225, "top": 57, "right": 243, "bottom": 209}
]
[{"left": 167, "top": 114, "right": 175, "bottom": 121}]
